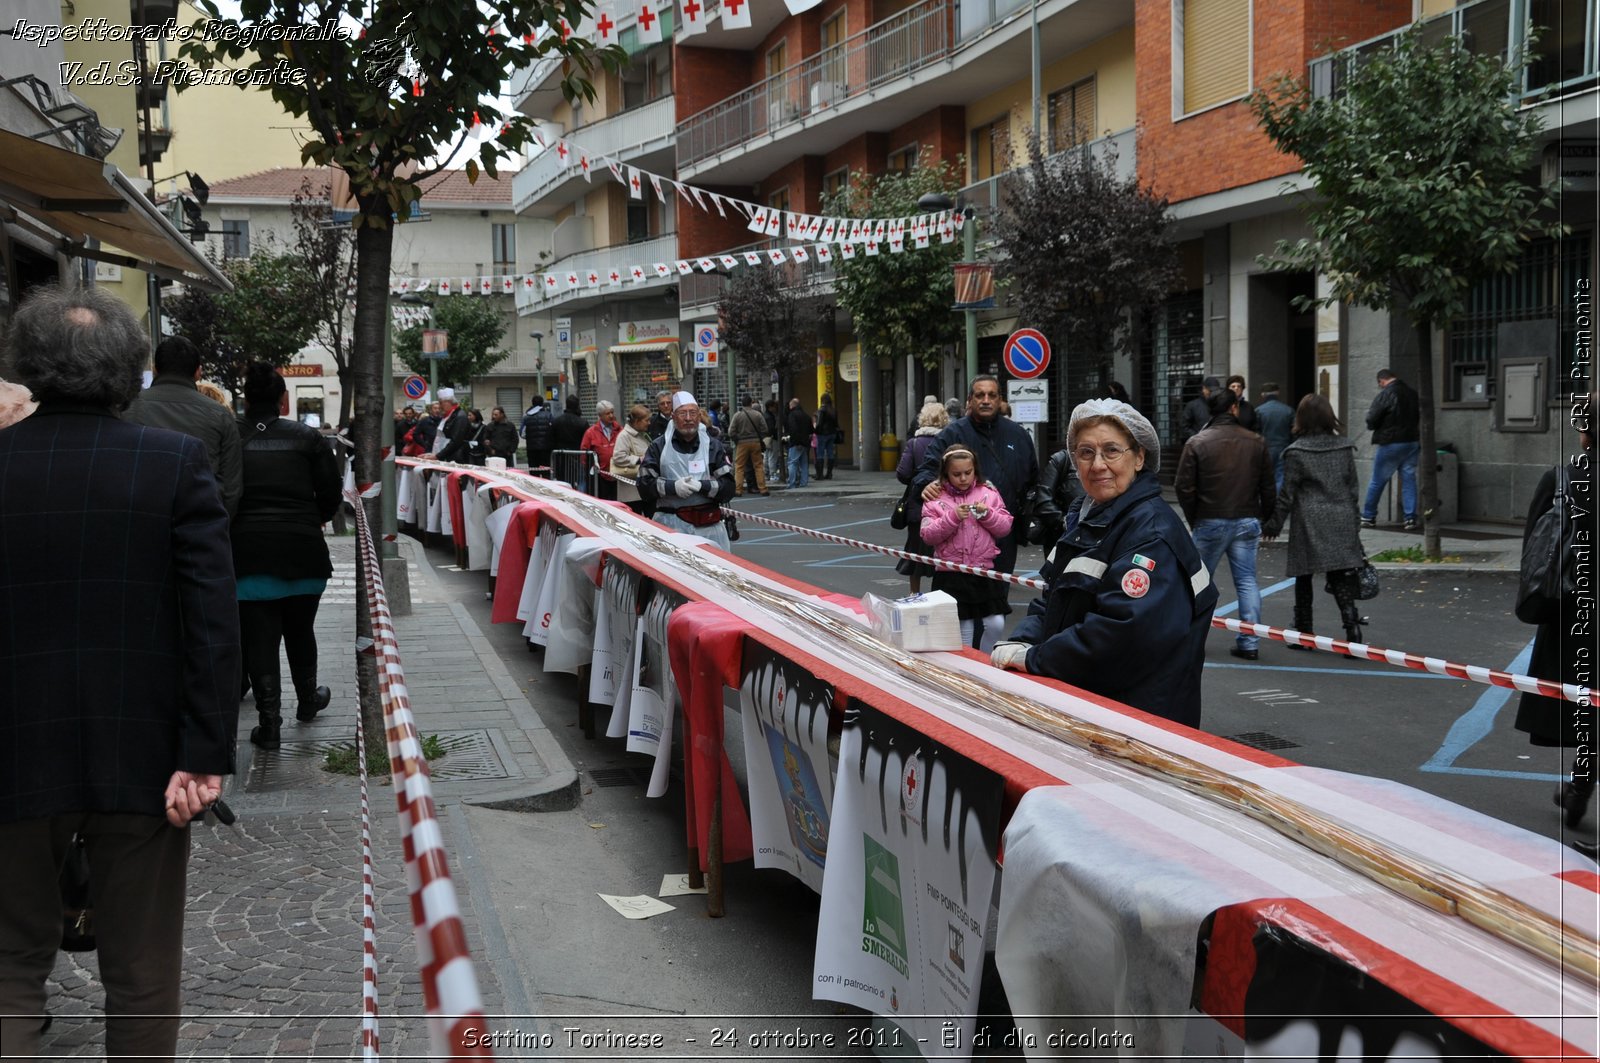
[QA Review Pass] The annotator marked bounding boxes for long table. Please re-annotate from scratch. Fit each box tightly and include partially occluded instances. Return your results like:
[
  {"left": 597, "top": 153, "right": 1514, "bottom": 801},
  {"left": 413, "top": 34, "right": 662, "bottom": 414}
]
[{"left": 398, "top": 459, "right": 1600, "bottom": 1060}]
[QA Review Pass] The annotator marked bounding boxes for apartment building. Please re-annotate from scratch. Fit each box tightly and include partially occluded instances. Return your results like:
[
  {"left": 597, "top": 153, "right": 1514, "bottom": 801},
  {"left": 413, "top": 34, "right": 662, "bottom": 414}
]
[
  {"left": 202, "top": 167, "right": 554, "bottom": 423},
  {"left": 513, "top": 0, "right": 1595, "bottom": 507}
]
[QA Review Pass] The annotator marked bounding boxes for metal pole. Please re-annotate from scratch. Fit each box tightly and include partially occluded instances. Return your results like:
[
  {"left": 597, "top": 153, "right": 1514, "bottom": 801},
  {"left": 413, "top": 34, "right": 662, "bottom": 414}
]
[
  {"left": 1031, "top": 0, "right": 1041, "bottom": 137},
  {"left": 380, "top": 291, "right": 397, "bottom": 558},
  {"left": 136, "top": 0, "right": 159, "bottom": 350},
  {"left": 963, "top": 207, "right": 978, "bottom": 386}
]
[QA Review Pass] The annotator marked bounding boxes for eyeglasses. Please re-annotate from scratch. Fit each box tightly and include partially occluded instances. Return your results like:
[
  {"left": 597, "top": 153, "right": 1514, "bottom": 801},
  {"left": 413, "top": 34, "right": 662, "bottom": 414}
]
[{"left": 1073, "top": 444, "right": 1134, "bottom": 465}]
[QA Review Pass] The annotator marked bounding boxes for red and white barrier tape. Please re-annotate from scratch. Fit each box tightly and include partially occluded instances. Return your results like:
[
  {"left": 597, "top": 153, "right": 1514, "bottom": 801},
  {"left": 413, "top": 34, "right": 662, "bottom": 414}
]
[
  {"left": 347, "top": 490, "right": 496, "bottom": 1059},
  {"left": 356, "top": 668, "right": 381, "bottom": 1061},
  {"left": 1216, "top": 617, "right": 1589, "bottom": 703},
  {"left": 405, "top": 461, "right": 1592, "bottom": 706}
]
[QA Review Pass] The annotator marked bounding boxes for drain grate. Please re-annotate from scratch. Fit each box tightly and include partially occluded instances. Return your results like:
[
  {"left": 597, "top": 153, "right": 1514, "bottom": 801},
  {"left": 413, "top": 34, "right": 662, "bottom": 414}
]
[
  {"left": 589, "top": 766, "right": 653, "bottom": 788},
  {"left": 246, "top": 729, "right": 508, "bottom": 791},
  {"left": 1226, "top": 730, "right": 1301, "bottom": 752}
]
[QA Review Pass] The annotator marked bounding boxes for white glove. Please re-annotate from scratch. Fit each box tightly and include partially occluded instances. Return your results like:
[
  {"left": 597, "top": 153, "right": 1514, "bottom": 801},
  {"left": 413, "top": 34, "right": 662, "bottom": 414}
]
[
  {"left": 673, "top": 476, "right": 702, "bottom": 498},
  {"left": 990, "top": 641, "right": 1030, "bottom": 671}
]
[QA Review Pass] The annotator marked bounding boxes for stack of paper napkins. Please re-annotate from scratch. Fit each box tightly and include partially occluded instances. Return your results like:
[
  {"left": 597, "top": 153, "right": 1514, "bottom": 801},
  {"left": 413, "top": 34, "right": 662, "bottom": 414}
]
[{"left": 862, "top": 590, "right": 963, "bottom": 652}]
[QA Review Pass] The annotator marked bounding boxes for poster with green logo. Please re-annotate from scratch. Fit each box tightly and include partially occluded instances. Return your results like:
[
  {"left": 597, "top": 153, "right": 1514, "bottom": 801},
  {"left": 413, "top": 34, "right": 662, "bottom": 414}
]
[{"left": 812, "top": 704, "right": 1003, "bottom": 1055}]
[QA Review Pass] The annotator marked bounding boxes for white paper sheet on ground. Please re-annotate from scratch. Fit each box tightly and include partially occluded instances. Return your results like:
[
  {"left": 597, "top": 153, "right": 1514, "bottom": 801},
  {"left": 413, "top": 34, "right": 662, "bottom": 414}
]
[
  {"left": 597, "top": 893, "right": 675, "bottom": 920},
  {"left": 483, "top": 491, "right": 515, "bottom": 577},
  {"left": 516, "top": 524, "right": 556, "bottom": 633},
  {"left": 740, "top": 649, "right": 835, "bottom": 894},
  {"left": 544, "top": 537, "right": 605, "bottom": 674},
  {"left": 396, "top": 468, "right": 414, "bottom": 523},
  {"left": 588, "top": 585, "right": 616, "bottom": 705},
  {"left": 659, "top": 873, "right": 708, "bottom": 897},
  {"left": 527, "top": 533, "right": 569, "bottom": 648},
  {"left": 813, "top": 710, "right": 1000, "bottom": 1057}
]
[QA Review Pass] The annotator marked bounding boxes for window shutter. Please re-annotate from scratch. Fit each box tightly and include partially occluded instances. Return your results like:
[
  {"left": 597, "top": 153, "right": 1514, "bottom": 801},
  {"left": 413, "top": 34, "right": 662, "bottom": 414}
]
[{"left": 1182, "top": 0, "right": 1250, "bottom": 113}]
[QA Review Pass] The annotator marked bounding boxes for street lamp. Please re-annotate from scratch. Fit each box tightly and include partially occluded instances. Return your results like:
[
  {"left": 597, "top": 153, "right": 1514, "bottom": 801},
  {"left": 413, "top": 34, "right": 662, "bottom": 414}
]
[
  {"left": 920, "top": 192, "right": 978, "bottom": 387},
  {"left": 530, "top": 330, "right": 545, "bottom": 401}
]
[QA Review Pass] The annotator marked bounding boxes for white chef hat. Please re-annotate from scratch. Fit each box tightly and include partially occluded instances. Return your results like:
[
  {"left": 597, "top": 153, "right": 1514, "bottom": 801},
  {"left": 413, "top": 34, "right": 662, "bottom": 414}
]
[
  {"left": 437, "top": 387, "right": 456, "bottom": 402},
  {"left": 671, "top": 390, "right": 697, "bottom": 412}
]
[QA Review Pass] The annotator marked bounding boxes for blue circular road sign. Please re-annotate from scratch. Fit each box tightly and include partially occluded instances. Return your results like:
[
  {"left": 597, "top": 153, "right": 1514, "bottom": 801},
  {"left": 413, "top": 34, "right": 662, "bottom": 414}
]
[
  {"left": 1003, "top": 328, "right": 1051, "bottom": 379},
  {"left": 403, "top": 375, "right": 428, "bottom": 400}
]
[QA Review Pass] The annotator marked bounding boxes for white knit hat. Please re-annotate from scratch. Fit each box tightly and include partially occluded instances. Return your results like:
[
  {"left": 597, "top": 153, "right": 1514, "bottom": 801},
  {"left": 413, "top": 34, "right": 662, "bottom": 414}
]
[
  {"left": 1068, "top": 399, "right": 1162, "bottom": 474},
  {"left": 437, "top": 387, "right": 456, "bottom": 402}
]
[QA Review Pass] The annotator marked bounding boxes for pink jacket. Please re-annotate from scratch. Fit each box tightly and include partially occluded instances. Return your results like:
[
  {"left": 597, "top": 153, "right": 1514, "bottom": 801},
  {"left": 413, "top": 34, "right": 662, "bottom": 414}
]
[{"left": 920, "top": 481, "right": 1013, "bottom": 569}]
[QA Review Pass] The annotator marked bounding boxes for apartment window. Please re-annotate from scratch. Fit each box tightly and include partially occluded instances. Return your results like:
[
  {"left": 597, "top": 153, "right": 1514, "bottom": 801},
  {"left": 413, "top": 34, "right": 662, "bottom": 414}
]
[
  {"left": 766, "top": 40, "right": 788, "bottom": 78},
  {"left": 767, "top": 186, "right": 791, "bottom": 214},
  {"left": 819, "top": 12, "right": 846, "bottom": 91},
  {"left": 221, "top": 219, "right": 250, "bottom": 259},
  {"left": 650, "top": 49, "right": 673, "bottom": 100},
  {"left": 627, "top": 201, "right": 652, "bottom": 243},
  {"left": 1049, "top": 77, "right": 1097, "bottom": 151},
  {"left": 491, "top": 223, "right": 516, "bottom": 274},
  {"left": 1447, "top": 232, "right": 1593, "bottom": 402},
  {"left": 970, "top": 119, "right": 1010, "bottom": 181},
  {"left": 886, "top": 144, "right": 918, "bottom": 175},
  {"left": 1175, "top": 0, "right": 1251, "bottom": 116},
  {"left": 822, "top": 168, "right": 849, "bottom": 207}
]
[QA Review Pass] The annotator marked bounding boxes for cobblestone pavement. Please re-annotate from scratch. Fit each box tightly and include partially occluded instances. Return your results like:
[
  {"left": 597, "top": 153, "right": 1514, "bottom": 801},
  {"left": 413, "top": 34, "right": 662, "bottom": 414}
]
[{"left": 36, "top": 535, "right": 539, "bottom": 1061}]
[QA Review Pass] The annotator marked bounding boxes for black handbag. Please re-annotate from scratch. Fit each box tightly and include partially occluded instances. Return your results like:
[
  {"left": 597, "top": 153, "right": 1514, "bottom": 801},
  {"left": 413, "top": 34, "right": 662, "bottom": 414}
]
[
  {"left": 60, "top": 833, "right": 94, "bottom": 952},
  {"left": 1516, "top": 467, "right": 1570, "bottom": 624},
  {"left": 723, "top": 510, "right": 740, "bottom": 541},
  {"left": 890, "top": 484, "right": 913, "bottom": 530},
  {"left": 1354, "top": 560, "right": 1381, "bottom": 601}
]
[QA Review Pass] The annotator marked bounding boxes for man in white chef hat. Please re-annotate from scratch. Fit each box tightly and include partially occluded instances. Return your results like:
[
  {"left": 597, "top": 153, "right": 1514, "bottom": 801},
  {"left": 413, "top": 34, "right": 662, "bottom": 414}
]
[{"left": 637, "top": 390, "right": 737, "bottom": 548}]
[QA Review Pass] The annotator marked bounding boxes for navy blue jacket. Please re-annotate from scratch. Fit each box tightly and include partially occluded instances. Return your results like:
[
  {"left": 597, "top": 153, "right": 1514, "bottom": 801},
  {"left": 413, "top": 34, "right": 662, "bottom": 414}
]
[
  {"left": 0, "top": 405, "right": 240, "bottom": 822},
  {"left": 1010, "top": 471, "right": 1217, "bottom": 728}
]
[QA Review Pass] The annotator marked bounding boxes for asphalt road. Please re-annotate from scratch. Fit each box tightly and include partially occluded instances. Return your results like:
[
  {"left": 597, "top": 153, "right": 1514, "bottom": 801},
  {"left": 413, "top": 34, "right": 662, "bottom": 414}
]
[{"left": 722, "top": 494, "right": 1573, "bottom": 845}]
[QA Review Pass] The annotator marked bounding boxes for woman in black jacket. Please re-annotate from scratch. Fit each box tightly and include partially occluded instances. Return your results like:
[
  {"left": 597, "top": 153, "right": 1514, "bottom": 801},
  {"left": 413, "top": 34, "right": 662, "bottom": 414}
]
[{"left": 235, "top": 363, "right": 342, "bottom": 749}]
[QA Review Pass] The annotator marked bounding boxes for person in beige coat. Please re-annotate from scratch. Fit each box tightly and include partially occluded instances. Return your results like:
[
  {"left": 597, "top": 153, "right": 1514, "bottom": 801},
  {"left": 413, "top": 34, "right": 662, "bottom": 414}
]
[{"left": 609, "top": 403, "right": 652, "bottom": 514}]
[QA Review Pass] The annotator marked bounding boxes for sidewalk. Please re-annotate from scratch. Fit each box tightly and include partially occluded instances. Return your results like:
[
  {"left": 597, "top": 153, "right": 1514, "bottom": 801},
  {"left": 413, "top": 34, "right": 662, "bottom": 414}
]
[{"left": 41, "top": 534, "right": 583, "bottom": 1060}]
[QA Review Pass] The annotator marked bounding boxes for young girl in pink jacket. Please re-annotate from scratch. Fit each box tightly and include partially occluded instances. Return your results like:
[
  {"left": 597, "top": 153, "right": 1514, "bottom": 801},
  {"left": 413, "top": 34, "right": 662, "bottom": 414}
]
[{"left": 919, "top": 447, "right": 1014, "bottom": 650}]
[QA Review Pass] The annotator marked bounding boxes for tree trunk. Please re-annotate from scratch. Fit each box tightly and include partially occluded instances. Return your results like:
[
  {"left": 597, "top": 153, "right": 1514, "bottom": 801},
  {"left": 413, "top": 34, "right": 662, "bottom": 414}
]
[
  {"left": 1413, "top": 317, "right": 1441, "bottom": 559},
  {"left": 337, "top": 362, "right": 355, "bottom": 427},
  {"left": 352, "top": 208, "right": 395, "bottom": 776}
]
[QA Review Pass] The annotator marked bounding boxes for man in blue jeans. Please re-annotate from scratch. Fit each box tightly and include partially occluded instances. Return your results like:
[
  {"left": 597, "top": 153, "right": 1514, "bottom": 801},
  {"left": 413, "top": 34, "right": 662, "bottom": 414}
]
[
  {"left": 1361, "top": 368, "right": 1421, "bottom": 530},
  {"left": 1176, "top": 389, "right": 1277, "bottom": 660}
]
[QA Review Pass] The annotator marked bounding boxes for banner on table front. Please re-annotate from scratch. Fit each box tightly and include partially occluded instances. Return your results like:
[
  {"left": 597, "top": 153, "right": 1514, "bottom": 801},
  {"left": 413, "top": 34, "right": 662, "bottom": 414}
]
[
  {"left": 739, "top": 641, "right": 835, "bottom": 894},
  {"left": 813, "top": 705, "right": 1003, "bottom": 1054}
]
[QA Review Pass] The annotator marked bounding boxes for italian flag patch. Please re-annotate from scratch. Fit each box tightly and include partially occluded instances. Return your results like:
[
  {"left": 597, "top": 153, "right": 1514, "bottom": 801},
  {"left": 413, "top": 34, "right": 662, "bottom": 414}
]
[{"left": 1131, "top": 554, "right": 1156, "bottom": 571}]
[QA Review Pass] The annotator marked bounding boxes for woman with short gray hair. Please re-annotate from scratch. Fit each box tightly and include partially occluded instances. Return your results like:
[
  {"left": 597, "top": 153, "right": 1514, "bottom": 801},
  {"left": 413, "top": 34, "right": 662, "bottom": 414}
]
[{"left": 581, "top": 400, "right": 621, "bottom": 501}]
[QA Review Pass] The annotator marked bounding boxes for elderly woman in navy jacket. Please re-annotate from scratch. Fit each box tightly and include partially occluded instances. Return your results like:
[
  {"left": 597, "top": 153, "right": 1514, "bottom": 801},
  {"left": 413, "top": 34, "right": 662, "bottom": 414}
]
[{"left": 990, "top": 400, "right": 1218, "bottom": 728}]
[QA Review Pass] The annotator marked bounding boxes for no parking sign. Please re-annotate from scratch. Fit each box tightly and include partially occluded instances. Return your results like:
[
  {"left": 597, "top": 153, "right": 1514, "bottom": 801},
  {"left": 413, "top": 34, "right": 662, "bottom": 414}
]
[
  {"left": 695, "top": 324, "right": 719, "bottom": 368},
  {"left": 1003, "top": 328, "right": 1051, "bottom": 379},
  {"left": 403, "top": 375, "right": 427, "bottom": 401}
]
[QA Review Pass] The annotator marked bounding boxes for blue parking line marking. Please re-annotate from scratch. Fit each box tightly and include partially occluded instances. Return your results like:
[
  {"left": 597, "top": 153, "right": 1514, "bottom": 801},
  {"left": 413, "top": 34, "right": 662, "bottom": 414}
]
[
  {"left": 1420, "top": 639, "right": 1536, "bottom": 776},
  {"left": 1214, "top": 577, "right": 1296, "bottom": 616}
]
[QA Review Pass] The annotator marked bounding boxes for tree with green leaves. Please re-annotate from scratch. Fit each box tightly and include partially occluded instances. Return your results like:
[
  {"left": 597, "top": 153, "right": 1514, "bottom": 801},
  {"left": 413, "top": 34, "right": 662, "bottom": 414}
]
[
  {"left": 988, "top": 132, "right": 1178, "bottom": 409},
  {"left": 1251, "top": 26, "right": 1561, "bottom": 557},
  {"left": 717, "top": 265, "right": 815, "bottom": 388},
  {"left": 824, "top": 154, "right": 964, "bottom": 371},
  {"left": 165, "top": 249, "right": 321, "bottom": 400},
  {"left": 393, "top": 296, "right": 511, "bottom": 389},
  {"left": 181, "top": 1, "right": 617, "bottom": 778}
]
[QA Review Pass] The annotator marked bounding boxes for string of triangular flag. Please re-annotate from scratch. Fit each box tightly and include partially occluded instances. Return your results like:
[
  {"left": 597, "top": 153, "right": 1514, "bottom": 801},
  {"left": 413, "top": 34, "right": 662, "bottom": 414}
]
[{"left": 391, "top": 128, "right": 962, "bottom": 297}]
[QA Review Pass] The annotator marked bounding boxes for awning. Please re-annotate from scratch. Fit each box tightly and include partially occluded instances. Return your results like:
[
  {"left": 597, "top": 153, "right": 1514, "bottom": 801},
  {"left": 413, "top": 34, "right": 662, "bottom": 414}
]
[
  {"left": 609, "top": 339, "right": 682, "bottom": 379},
  {"left": 0, "top": 128, "right": 230, "bottom": 292}
]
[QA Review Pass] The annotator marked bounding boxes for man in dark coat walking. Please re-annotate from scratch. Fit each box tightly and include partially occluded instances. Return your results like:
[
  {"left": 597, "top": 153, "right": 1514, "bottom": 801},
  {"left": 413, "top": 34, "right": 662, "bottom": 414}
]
[
  {"left": 1254, "top": 382, "right": 1295, "bottom": 489},
  {"left": 0, "top": 285, "right": 239, "bottom": 1060},
  {"left": 125, "top": 334, "right": 243, "bottom": 516},
  {"left": 521, "top": 395, "right": 554, "bottom": 471},
  {"left": 914, "top": 374, "right": 1040, "bottom": 577},
  {"left": 1361, "top": 368, "right": 1422, "bottom": 530},
  {"left": 1178, "top": 375, "right": 1221, "bottom": 447}
]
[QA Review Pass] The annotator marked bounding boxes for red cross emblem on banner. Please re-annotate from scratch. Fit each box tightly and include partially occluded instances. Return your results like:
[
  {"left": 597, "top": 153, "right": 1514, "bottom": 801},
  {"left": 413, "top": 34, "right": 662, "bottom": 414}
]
[
  {"left": 524, "top": 276, "right": 535, "bottom": 288},
  {"left": 638, "top": 4, "right": 656, "bottom": 29},
  {"left": 631, "top": 266, "right": 645, "bottom": 281},
  {"left": 630, "top": 172, "right": 642, "bottom": 193},
  {"left": 556, "top": 142, "right": 569, "bottom": 162},
  {"left": 545, "top": 275, "right": 558, "bottom": 289},
  {"left": 682, "top": 0, "right": 701, "bottom": 20},
  {"left": 596, "top": 11, "right": 614, "bottom": 38},
  {"left": 586, "top": 271, "right": 599, "bottom": 285},
  {"left": 723, "top": 0, "right": 743, "bottom": 14},
  {"left": 1120, "top": 569, "right": 1150, "bottom": 599},
  {"left": 608, "top": 269, "right": 621, "bottom": 284}
]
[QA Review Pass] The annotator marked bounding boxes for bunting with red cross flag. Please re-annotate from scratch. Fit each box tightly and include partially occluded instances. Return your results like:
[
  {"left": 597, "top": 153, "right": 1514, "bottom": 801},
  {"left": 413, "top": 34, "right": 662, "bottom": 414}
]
[
  {"left": 636, "top": 0, "right": 663, "bottom": 42},
  {"left": 721, "top": 0, "right": 752, "bottom": 27},
  {"left": 679, "top": 0, "right": 708, "bottom": 35}
]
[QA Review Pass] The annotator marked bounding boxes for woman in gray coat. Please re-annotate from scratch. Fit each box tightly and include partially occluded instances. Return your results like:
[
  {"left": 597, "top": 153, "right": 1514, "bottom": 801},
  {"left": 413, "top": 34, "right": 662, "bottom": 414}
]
[{"left": 1261, "top": 394, "right": 1367, "bottom": 643}]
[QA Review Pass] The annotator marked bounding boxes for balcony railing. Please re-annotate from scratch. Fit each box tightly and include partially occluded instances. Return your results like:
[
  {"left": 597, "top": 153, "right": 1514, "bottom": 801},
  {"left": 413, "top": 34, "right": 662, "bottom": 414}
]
[
  {"left": 956, "top": 129, "right": 1137, "bottom": 225},
  {"left": 1308, "top": 0, "right": 1598, "bottom": 103},
  {"left": 513, "top": 96, "right": 675, "bottom": 211},
  {"left": 678, "top": 0, "right": 949, "bottom": 168},
  {"left": 678, "top": 236, "right": 838, "bottom": 311},
  {"left": 516, "top": 233, "right": 679, "bottom": 313}
]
